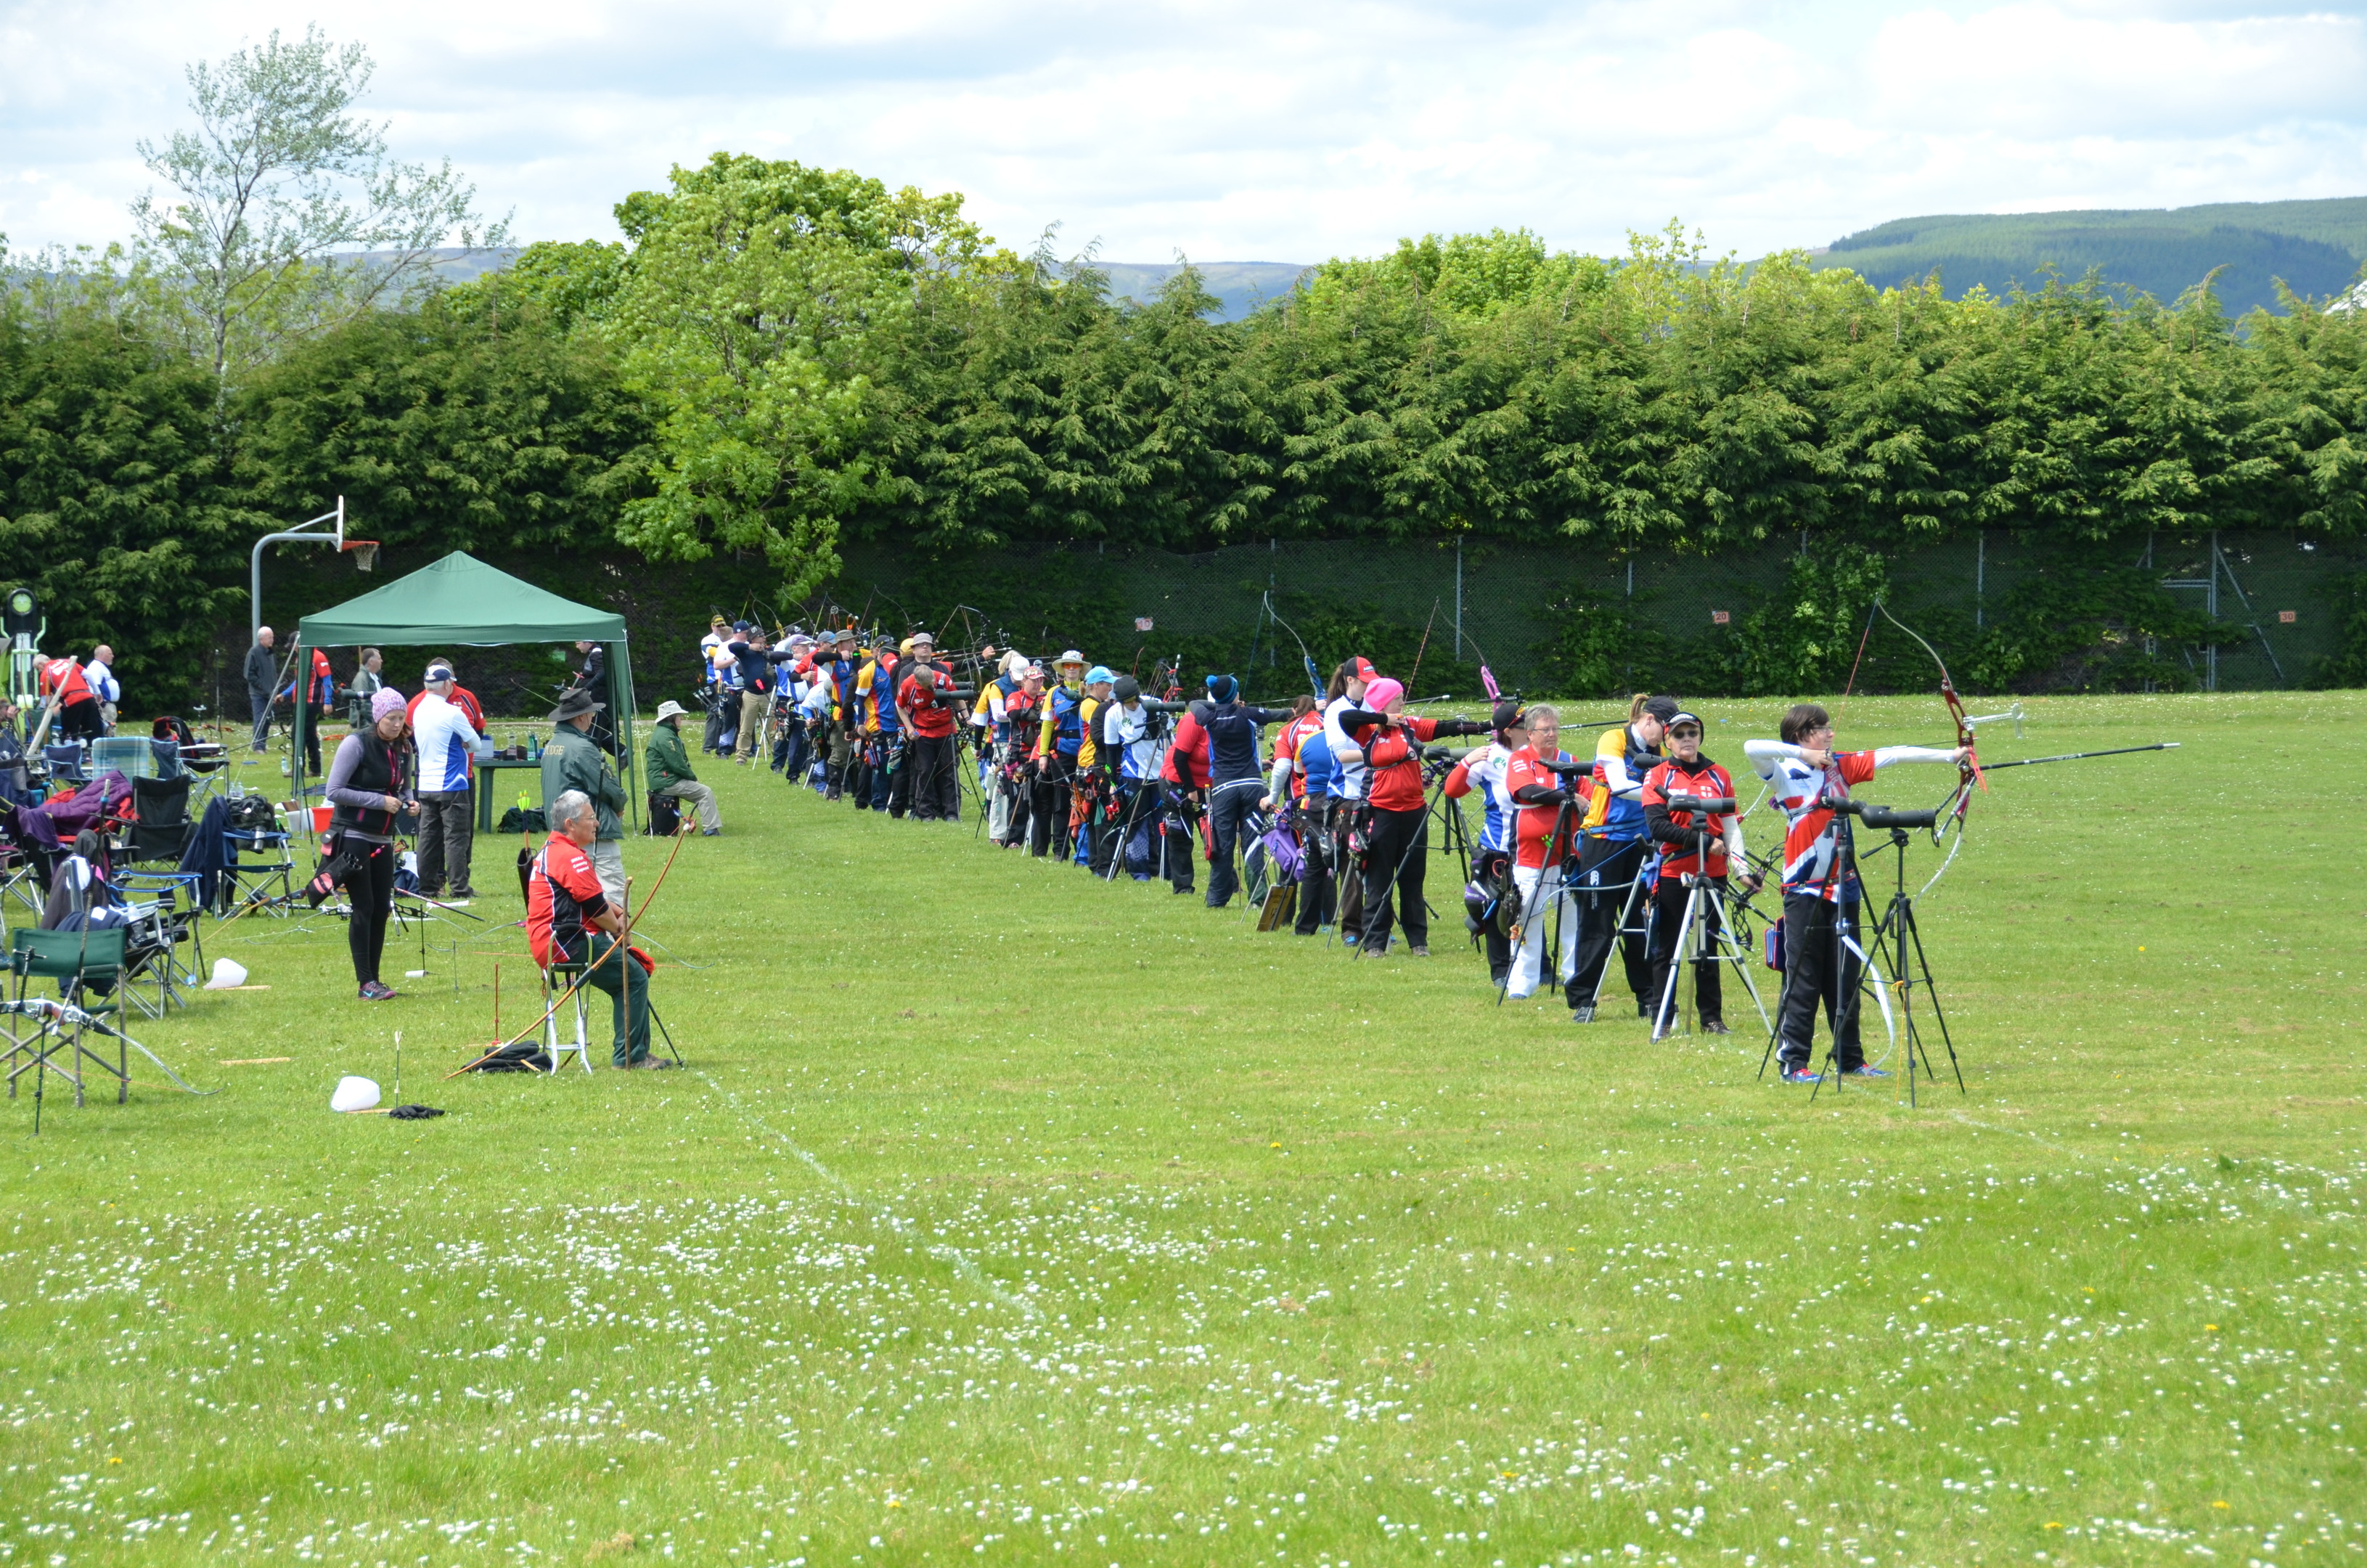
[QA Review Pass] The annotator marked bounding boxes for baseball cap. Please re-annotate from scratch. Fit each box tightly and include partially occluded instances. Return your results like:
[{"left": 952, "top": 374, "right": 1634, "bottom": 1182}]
[
  {"left": 423, "top": 661, "right": 455, "bottom": 684},
  {"left": 1643, "top": 695, "right": 1682, "bottom": 723},
  {"left": 1085, "top": 664, "right": 1113, "bottom": 685},
  {"left": 1350, "top": 656, "right": 1379, "bottom": 683},
  {"left": 1492, "top": 701, "right": 1526, "bottom": 732}
]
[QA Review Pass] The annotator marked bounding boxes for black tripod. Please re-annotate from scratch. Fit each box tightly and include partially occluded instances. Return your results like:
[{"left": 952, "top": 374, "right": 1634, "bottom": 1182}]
[{"left": 1818, "top": 822, "right": 1963, "bottom": 1104}]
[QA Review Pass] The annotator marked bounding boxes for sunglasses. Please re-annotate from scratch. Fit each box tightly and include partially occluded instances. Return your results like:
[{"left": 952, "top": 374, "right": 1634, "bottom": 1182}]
[{"left": 1669, "top": 727, "right": 1702, "bottom": 739}]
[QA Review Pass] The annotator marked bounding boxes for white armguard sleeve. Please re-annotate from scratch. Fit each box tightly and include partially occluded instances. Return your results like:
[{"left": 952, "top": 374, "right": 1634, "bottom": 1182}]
[
  {"left": 1743, "top": 739, "right": 1798, "bottom": 780},
  {"left": 1871, "top": 746, "right": 1958, "bottom": 769},
  {"left": 1722, "top": 815, "right": 1749, "bottom": 865},
  {"left": 1269, "top": 759, "right": 1292, "bottom": 801}
]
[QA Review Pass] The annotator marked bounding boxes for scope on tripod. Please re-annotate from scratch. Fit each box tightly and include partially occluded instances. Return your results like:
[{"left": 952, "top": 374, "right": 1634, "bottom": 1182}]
[
  {"left": 1818, "top": 794, "right": 1939, "bottom": 831},
  {"left": 1671, "top": 796, "right": 1736, "bottom": 814},
  {"left": 1138, "top": 698, "right": 1190, "bottom": 714}
]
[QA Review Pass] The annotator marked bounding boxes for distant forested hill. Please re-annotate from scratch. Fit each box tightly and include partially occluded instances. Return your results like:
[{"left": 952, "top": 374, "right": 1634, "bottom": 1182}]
[{"left": 1810, "top": 197, "right": 2367, "bottom": 316}]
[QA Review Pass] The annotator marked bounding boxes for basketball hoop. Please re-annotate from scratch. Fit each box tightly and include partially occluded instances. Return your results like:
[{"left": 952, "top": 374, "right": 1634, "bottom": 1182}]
[{"left": 343, "top": 540, "right": 380, "bottom": 573}]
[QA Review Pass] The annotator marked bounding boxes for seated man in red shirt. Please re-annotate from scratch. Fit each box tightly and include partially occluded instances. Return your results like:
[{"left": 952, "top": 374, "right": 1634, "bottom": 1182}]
[{"left": 527, "top": 788, "right": 660, "bottom": 1069}]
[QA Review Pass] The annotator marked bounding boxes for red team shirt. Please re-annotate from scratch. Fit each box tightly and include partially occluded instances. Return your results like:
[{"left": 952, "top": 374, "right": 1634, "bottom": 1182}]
[
  {"left": 1640, "top": 759, "right": 1740, "bottom": 878},
  {"left": 1503, "top": 746, "right": 1578, "bottom": 870},
  {"left": 526, "top": 834, "right": 608, "bottom": 967},
  {"left": 1359, "top": 716, "right": 1447, "bottom": 812},
  {"left": 897, "top": 666, "right": 960, "bottom": 738}
]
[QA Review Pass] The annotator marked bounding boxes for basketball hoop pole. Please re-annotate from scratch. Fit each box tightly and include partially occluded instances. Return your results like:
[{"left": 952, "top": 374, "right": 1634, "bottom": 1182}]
[{"left": 250, "top": 495, "right": 348, "bottom": 645}]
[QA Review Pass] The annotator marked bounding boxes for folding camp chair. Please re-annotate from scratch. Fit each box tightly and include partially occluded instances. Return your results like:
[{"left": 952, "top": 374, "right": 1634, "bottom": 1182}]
[
  {"left": 42, "top": 744, "right": 88, "bottom": 789},
  {"left": 539, "top": 958, "right": 594, "bottom": 1074},
  {"left": 117, "top": 870, "right": 203, "bottom": 1013},
  {"left": 126, "top": 775, "right": 193, "bottom": 865},
  {"left": 2, "top": 926, "right": 131, "bottom": 1119},
  {"left": 219, "top": 817, "right": 296, "bottom": 918}
]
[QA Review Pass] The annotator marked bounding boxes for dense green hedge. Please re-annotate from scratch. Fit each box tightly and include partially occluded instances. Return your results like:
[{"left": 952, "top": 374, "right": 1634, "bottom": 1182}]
[{"left": 7, "top": 167, "right": 2367, "bottom": 709}]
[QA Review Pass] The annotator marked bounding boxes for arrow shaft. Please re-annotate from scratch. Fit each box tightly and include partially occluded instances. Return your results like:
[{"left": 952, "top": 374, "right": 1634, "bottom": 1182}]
[{"left": 1979, "top": 743, "right": 2179, "bottom": 772}]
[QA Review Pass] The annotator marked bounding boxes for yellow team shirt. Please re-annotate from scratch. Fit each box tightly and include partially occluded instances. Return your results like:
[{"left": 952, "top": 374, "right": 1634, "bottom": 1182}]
[{"left": 1580, "top": 725, "right": 1629, "bottom": 833}]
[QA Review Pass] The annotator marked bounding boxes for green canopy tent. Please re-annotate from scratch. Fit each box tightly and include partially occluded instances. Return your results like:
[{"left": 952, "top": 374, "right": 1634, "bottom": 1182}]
[{"left": 292, "top": 551, "right": 639, "bottom": 825}]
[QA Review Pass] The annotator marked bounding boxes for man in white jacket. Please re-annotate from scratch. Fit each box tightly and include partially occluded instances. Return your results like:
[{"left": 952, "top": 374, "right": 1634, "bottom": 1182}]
[{"left": 412, "top": 660, "right": 486, "bottom": 899}]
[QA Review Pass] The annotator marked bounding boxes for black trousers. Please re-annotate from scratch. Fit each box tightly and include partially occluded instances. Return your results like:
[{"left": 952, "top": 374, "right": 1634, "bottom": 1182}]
[
  {"left": 1090, "top": 775, "right": 1129, "bottom": 875},
  {"left": 1473, "top": 847, "right": 1514, "bottom": 979},
  {"left": 346, "top": 839, "right": 396, "bottom": 987},
  {"left": 1332, "top": 809, "right": 1367, "bottom": 944},
  {"left": 998, "top": 764, "right": 1034, "bottom": 847},
  {"left": 1358, "top": 805, "right": 1428, "bottom": 952},
  {"left": 1293, "top": 801, "right": 1336, "bottom": 934},
  {"left": 1777, "top": 892, "right": 1865, "bottom": 1070},
  {"left": 1647, "top": 875, "right": 1727, "bottom": 1029},
  {"left": 1571, "top": 837, "right": 1652, "bottom": 1010},
  {"left": 905, "top": 732, "right": 960, "bottom": 820},
  {"left": 56, "top": 700, "right": 105, "bottom": 743},
  {"left": 1205, "top": 782, "right": 1262, "bottom": 907},
  {"left": 1031, "top": 756, "right": 1075, "bottom": 857},
  {"left": 1157, "top": 785, "right": 1198, "bottom": 891}
]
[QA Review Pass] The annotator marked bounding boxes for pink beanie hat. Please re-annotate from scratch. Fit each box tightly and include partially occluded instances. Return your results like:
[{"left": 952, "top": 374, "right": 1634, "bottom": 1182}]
[
  {"left": 371, "top": 688, "right": 408, "bottom": 723},
  {"left": 1363, "top": 677, "right": 1405, "bottom": 712}
]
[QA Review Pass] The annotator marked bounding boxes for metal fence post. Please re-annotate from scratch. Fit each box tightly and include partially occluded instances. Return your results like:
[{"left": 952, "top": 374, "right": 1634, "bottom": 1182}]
[{"left": 1453, "top": 537, "right": 1463, "bottom": 660}]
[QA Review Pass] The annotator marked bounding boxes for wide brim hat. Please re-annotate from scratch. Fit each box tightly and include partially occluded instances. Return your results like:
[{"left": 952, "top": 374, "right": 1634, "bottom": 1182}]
[
  {"left": 653, "top": 699, "right": 690, "bottom": 723},
  {"left": 548, "top": 688, "right": 606, "bottom": 721}
]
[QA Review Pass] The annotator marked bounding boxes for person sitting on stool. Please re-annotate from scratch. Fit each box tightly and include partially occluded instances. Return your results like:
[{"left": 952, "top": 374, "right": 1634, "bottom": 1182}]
[
  {"left": 528, "top": 789, "right": 662, "bottom": 1069},
  {"left": 646, "top": 700, "right": 721, "bottom": 836}
]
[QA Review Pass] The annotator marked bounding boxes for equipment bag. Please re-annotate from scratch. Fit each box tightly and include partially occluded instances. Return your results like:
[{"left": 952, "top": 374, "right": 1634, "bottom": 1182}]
[
  {"left": 646, "top": 791, "right": 681, "bottom": 836},
  {"left": 226, "top": 795, "right": 278, "bottom": 834}
]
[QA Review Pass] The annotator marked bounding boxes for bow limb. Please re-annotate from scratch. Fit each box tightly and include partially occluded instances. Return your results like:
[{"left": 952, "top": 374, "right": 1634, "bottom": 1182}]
[
  {"left": 1874, "top": 601, "right": 1985, "bottom": 798},
  {"left": 1264, "top": 592, "right": 1324, "bottom": 700}
]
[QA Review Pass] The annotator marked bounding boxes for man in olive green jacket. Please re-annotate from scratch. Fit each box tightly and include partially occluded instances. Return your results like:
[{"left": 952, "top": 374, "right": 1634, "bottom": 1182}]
[
  {"left": 543, "top": 688, "right": 629, "bottom": 905},
  {"left": 646, "top": 699, "right": 721, "bottom": 836}
]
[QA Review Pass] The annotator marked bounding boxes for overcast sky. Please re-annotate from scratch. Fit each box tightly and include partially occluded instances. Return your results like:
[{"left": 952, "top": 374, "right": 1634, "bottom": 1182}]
[{"left": 4, "top": 0, "right": 2363, "bottom": 266}]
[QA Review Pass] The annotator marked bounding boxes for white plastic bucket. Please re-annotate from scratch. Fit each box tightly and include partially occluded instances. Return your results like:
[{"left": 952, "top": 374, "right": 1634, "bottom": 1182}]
[
  {"left": 205, "top": 957, "right": 248, "bottom": 989},
  {"left": 331, "top": 1076, "right": 381, "bottom": 1114}
]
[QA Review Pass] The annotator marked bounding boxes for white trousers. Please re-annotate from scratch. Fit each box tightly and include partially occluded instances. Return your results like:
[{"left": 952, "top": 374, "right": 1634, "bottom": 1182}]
[
  {"left": 1507, "top": 862, "right": 1579, "bottom": 999},
  {"left": 590, "top": 838, "right": 627, "bottom": 910}
]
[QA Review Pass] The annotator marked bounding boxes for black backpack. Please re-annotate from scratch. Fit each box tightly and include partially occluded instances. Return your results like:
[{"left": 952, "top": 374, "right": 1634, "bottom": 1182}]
[
  {"left": 645, "top": 792, "right": 681, "bottom": 836},
  {"left": 226, "top": 796, "right": 279, "bottom": 835}
]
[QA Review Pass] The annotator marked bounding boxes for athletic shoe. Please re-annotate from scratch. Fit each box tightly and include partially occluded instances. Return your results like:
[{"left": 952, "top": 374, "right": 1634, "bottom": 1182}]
[
  {"left": 358, "top": 981, "right": 398, "bottom": 1001},
  {"left": 1700, "top": 1018, "right": 1731, "bottom": 1035},
  {"left": 1407, "top": 944, "right": 1430, "bottom": 957},
  {"left": 702, "top": 830, "right": 721, "bottom": 838},
  {"left": 629, "top": 1057, "right": 675, "bottom": 1071},
  {"left": 1844, "top": 1064, "right": 1890, "bottom": 1078},
  {"left": 1569, "top": 1004, "right": 1595, "bottom": 1024},
  {"left": 1132, "top": 874, "right": 1150, "bottom": 882},
  {"left": 1779, "top": 1064, "right": 1819, "bottom": 1083}
]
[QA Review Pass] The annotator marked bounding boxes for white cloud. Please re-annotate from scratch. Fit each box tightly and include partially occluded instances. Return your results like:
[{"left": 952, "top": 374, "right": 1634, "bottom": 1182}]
[{"left": 0, "top": 0, "right": 2360, "bottom": 266}]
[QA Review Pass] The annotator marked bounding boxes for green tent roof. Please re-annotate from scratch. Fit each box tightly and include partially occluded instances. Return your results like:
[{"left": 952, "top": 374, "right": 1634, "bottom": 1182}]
[{"left": 295, "top": 551, "right": 626, "bottom": 647}]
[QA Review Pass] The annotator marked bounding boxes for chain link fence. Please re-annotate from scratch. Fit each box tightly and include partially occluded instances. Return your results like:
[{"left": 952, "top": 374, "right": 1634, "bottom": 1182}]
[{"left": 822, "top": 529, "right": 2363, "bottom": 701}]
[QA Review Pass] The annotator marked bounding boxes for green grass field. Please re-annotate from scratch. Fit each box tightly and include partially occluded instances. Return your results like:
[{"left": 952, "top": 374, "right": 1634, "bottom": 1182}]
[{"left": 2, "top": 691, "right": 2360, "bottom": 1567}]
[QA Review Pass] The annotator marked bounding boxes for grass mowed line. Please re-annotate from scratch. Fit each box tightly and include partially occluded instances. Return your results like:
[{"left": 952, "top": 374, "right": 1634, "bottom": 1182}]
[{"left": 1, "top": 692, "right": 2358, "bottom": 1567}]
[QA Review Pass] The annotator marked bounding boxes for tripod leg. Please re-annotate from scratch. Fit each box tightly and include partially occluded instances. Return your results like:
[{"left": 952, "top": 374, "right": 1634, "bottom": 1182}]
[
  {"left": 1897, "top": 899, "right": 1965, "bottom": 1097},
  {"left": 1651, "top": 881, "right": 1690, "bottom": 1042}
]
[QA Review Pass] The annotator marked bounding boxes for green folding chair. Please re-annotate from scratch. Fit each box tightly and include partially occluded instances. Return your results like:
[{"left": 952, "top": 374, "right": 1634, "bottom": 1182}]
[{"left": 4, "top": 926, "right": 131, "bottom": 1124}]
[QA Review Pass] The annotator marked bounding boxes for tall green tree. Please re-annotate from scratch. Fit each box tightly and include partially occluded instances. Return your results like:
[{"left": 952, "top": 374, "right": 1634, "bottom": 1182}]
[
  {"left": 132, "top": 24, "right": 506, "bottom": 404},
  {"left": 603, "top": 155, "right": 985, "bottom": 594}
]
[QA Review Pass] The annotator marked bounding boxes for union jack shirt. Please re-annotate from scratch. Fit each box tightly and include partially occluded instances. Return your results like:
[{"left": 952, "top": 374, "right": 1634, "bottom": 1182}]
[{"left": 1767, "top": 749, "right": 1876, "bottom": 901}]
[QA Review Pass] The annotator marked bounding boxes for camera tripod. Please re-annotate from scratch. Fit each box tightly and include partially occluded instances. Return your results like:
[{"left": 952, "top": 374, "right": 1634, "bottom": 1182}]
[
  {"left": 1816, "top": 822, "right": 1963, "bottom": 1103},
  {"left": 1647, "top": 822, "right": 1773, "bottom": 1043}
]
